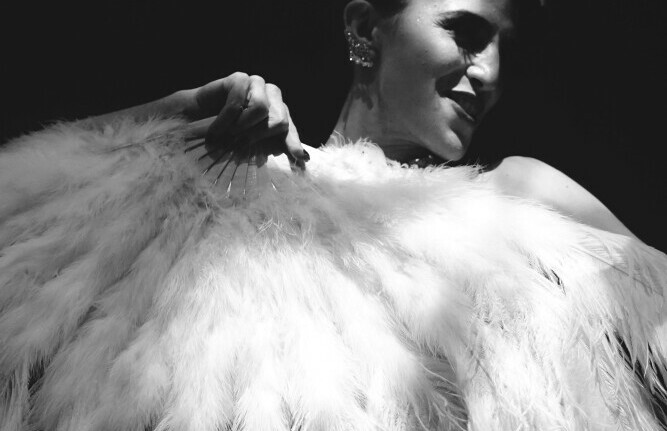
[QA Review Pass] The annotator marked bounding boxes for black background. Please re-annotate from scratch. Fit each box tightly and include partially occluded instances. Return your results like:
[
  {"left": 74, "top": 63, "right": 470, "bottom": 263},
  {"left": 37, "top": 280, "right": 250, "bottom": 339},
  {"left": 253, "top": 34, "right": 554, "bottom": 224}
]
[{"left": 1, "top": 0, "right": 666, "bottom": 248}]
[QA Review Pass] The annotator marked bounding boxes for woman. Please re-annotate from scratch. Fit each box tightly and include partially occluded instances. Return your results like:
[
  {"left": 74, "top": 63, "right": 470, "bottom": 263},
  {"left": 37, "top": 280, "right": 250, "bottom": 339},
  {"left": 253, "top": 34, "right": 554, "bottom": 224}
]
[{"left": 1, "top": 0, "right": 666, "bottom": 430}]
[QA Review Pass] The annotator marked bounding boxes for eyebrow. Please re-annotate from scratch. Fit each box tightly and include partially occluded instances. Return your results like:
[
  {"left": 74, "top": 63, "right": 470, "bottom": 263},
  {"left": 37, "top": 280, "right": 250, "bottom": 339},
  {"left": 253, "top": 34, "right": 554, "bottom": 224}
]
[{"left": 438, "top": 10, "right": 515, "bottom": 36}]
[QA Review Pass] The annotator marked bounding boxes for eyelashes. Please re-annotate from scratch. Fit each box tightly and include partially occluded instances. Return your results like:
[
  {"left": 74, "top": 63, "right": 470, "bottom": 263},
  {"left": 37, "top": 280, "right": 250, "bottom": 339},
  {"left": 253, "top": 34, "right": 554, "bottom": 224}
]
[{"left": 437, "top": 14, "right": 496, "bottom": 54}]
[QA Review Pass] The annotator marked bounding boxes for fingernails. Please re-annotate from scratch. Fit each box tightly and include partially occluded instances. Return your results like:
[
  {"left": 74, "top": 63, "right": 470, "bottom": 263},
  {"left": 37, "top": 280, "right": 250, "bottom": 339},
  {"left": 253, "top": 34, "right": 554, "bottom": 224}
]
[{"left": 289, "top": 157, "right": 307, "bottom": 173}]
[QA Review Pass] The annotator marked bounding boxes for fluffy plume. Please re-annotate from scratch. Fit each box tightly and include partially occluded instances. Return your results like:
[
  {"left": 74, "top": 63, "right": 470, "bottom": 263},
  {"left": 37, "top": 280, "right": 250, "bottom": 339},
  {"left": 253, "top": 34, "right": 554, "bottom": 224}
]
[{"left": 1, "top": 118, "right": 666, "bottom": 430}]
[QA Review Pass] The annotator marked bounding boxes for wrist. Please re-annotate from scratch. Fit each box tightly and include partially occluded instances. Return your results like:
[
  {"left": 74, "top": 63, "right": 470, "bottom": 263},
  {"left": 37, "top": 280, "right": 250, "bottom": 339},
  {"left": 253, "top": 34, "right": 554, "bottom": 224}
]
[
  {"left": 169, "top": 88, "right": 200, "bottom": 120},
  {"left": 80, "top": 88, "right": 200, "bottom": 129}
]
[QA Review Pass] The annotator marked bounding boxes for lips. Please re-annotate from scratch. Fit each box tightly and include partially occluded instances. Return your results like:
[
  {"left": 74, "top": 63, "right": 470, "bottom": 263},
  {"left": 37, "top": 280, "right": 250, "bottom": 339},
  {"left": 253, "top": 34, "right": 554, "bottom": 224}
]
[{"left": 447, "top": 91, "right": 484, "bottom": 123}]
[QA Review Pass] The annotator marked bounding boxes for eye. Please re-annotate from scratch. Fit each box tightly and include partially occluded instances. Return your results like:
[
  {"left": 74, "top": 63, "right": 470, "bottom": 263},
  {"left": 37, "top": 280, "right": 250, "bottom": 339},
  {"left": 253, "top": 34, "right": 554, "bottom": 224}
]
[{"left": 438, "top": 13, "right": 495, "bottom": 54}]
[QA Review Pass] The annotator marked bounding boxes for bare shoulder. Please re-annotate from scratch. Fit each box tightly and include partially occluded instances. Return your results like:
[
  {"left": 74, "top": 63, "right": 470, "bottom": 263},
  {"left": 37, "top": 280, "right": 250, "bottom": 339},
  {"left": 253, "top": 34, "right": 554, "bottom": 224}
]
[{"left": 484, "top": 156, "right": 637, "bottom": 238}]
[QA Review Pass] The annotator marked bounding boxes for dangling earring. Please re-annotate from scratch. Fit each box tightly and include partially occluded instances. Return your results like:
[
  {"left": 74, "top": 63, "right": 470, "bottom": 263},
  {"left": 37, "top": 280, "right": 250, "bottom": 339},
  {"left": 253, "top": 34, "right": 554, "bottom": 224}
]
[{"left": 345, "top": 30, "right": 375, "bottom": 68}]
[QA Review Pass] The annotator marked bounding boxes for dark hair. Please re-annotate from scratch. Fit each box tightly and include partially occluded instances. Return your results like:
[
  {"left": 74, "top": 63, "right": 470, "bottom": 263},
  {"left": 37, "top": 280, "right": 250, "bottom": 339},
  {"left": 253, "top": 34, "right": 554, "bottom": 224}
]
[
  {"left": 340, "top": 0, "right": 546, "bottom": 80},
  {"left": 366, "top": 0, "right": 406, "bottom": 17},
  {"left": 363, "top": 0, "right": 546, "bottom": 25}
]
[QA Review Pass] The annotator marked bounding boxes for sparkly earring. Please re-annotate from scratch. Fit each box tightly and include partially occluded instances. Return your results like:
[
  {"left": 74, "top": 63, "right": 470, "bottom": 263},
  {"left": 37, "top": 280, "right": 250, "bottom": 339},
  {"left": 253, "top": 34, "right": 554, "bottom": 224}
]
[{"left": 345, "top": 30, "right": 375, "bottom": 68}]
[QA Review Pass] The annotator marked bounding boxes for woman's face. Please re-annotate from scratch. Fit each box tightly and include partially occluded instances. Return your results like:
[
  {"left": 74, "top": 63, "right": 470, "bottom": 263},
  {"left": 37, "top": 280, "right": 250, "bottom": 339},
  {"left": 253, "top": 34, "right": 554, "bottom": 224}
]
[{"left": 373, "top": 0, "right": 514, "bottom": 160}]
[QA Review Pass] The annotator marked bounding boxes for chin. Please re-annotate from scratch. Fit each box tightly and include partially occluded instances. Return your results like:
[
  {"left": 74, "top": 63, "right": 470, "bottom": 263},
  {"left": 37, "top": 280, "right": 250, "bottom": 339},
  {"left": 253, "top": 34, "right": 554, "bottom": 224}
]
[{"left": 431, "top": 130, "right": 469, "bottom": 161}]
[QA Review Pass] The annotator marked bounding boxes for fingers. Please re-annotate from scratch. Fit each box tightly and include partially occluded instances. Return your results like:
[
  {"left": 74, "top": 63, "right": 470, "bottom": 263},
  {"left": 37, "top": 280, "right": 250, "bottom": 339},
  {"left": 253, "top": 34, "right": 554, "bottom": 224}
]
[
  {"left": 191, "top": 73, "right": 302, "bottom": 149},
  {"left": 230, "top": 75, "right": 270, "bottom": 134},
  {"left": 284, "top": 105, "right": 309, "bottom": 163},
  {"left": 194, "top": 71, "right": 248, "bottom": 118},
  {"left": 265, "top": 83, "right": 289, "bottom": 135},
  {"left": 188, "top": 72, "right": 309, "bottom": 175},
  {"left": 184, "top": 117, "right": 215, "bottom": 140},
  {"left": 205, "top": 74, "right": 252, "bottom": 139},
  {"left": 237, "top": 84, "right": 289, "bottom": 145},
  {"left": 198, "top": 74, "right": 271, "bottom": 139},
  {"left": 234, "top": 85, "right": 308, "bottom": 167}
]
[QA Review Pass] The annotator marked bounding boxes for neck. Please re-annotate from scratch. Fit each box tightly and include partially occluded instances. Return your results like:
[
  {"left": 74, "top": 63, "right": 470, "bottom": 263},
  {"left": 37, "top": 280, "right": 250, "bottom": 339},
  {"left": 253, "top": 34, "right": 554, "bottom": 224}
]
[{"left": 330, "top": 79, "right": 432, "bottom": 164}]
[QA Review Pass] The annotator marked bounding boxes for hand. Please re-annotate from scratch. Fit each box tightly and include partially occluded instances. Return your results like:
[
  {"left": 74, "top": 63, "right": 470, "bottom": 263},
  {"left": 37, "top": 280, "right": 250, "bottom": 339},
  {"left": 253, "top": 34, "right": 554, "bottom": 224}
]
[
  {"left": 178, "top": 73, "right": 309, "bottom": 202},
  {"left": 182, "top": 72, "right": 308, "bottom": 167}
]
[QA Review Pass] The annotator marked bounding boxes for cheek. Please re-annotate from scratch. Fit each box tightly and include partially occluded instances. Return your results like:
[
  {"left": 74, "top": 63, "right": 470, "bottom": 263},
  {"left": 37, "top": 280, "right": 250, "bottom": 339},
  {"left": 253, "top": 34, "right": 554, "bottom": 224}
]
[
  {"left": 374, "top": 23, "right": 472, "bottom": 152},
  {"left": 376, "top": 56, "right": 428, "bottom": 124},
  {"left": 379, "top": 35, "right": 460, "bottom": 108}
]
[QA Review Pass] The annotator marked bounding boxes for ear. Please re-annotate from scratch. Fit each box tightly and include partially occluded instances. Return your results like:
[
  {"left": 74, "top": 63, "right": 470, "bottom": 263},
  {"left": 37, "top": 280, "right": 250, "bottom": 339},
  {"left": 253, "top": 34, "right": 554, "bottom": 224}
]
[{"left": 343, "top": 0, "right": 381, "bottom": 47}]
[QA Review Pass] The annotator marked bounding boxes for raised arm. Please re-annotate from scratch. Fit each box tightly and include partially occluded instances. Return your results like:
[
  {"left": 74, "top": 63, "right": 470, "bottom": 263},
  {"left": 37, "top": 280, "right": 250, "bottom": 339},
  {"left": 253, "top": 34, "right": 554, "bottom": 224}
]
[{"left": 81, "top": 72, "right": 308, "bottom": 164}]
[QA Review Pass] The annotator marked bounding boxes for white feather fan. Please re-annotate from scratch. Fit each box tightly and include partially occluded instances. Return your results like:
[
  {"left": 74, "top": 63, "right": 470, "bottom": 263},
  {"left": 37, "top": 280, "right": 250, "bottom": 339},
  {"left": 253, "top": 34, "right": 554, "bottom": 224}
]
[{"left": 1, "top": 118, "right": 666, "bottom": 430}]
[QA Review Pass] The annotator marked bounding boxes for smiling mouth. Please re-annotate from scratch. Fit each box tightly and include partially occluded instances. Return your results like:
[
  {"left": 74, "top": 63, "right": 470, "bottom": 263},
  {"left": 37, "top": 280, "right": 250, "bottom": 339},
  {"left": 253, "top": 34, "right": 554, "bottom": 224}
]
[{"left": 447, "top": 91, "right": 484, "bottom": 123}]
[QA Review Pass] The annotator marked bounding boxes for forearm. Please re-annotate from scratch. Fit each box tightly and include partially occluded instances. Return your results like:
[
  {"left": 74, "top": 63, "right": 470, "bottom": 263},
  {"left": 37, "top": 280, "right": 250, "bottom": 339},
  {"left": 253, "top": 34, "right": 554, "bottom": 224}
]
[{"left": 77, "top": 89, "right": 199, "bottom": 127}]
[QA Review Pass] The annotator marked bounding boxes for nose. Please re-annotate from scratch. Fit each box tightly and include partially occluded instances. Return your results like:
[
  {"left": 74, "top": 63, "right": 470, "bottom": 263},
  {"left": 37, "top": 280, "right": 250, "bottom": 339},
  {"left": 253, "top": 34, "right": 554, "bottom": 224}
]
[{"left": 465, "top": 38, "right": 501, "bottom": 93}]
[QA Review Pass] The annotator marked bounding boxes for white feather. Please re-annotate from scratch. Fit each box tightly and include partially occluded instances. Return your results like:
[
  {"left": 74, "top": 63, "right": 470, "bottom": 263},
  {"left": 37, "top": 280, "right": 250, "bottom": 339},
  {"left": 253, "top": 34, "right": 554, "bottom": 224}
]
[{"left": 1, "top": 118, "right": 666, "bottom": 430}]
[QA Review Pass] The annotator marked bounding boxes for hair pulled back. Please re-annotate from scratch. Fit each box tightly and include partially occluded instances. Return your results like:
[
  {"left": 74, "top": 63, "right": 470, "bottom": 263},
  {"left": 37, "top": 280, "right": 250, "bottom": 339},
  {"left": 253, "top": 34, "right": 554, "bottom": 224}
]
[
  {"left": 354, "top": 0, "right": 546, "bottom": 22},
  {"left": 341, "top": 0, "right": 546, "bottom": 81},
  {"left": 366, "top": 0, "right": 406, "bottom": 17}
]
